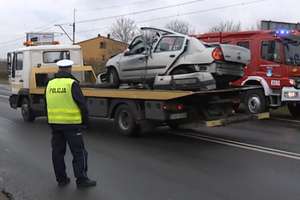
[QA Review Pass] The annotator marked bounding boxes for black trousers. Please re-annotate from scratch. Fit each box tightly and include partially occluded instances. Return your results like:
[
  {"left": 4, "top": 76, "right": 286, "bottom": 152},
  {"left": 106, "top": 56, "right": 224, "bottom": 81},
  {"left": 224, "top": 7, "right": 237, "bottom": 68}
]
[{"left": 51, "top": 129, "right": 88, "bottom": 182}]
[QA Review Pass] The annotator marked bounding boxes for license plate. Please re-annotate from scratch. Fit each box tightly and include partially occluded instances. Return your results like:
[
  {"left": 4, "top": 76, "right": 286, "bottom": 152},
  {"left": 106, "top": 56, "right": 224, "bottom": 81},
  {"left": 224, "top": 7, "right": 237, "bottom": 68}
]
[{"left": 169, "top": 113, "right": 187, "bottom": 120}]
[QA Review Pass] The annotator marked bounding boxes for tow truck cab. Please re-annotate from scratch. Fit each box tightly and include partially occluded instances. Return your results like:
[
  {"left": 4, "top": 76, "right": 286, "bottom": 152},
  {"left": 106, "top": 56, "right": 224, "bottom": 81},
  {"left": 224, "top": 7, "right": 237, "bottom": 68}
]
[
  {"left": 195, "top": 30, "right": 300, "bottom": 117},
  {"left": 7, "top": 44, "right": 85, "bottom": 109}
]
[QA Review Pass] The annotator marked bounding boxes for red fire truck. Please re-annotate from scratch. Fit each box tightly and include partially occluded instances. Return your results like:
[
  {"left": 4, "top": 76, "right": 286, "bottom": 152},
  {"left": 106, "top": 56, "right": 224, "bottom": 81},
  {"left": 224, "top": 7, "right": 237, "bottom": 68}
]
[{"left": 196, "top": 29, "right": 300, "bottom": 118}]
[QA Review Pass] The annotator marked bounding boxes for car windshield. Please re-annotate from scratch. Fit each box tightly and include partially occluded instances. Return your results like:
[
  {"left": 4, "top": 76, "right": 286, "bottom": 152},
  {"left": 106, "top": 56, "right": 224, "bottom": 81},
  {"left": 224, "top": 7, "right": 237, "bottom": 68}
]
[{"left": 284, "top": 38, "right": 300, "bottom": 65}]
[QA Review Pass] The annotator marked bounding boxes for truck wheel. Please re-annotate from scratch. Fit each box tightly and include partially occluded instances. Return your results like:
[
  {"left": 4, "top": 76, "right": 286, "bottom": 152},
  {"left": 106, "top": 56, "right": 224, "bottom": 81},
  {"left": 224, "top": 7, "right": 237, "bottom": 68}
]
[
  {"left": 287, "top": 102, "right": 300, "bottom": 119},
  {"left": 107, "top": 68, "right": 120, "bottom": 88},
  {"left": 167, "top": 121, "right": 180, "bottom": 130},
  {"left": 244, "top": 89, "right": 268, "bottom": 114},
  {"left": 114, "top": 104, "right": 139, "bottom": 136},
  {"left": 21, "top": 98, "right": 35, "bottom": 122}
]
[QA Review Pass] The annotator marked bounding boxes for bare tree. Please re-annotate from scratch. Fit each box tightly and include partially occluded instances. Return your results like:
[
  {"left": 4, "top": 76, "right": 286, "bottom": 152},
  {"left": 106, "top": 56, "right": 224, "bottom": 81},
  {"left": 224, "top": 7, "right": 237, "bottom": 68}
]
[
  {"left": 209, "top": 20, "right": 241, "bottom": 32},
  {"left": 165, "top": 19, "right": 194, "bottom": 34},
  {"left": 110, "top": 17, "right": 138, "bottom": 43},
  {"left": 247, "top": 20, "right": 262, "bottom": 31}
]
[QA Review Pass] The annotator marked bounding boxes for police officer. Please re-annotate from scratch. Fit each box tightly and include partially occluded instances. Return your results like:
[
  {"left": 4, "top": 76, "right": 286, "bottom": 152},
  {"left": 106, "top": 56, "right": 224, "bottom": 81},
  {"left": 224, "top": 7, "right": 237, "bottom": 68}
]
[{"left": 45, "top": 59, "right": 96, "bottom": 188}]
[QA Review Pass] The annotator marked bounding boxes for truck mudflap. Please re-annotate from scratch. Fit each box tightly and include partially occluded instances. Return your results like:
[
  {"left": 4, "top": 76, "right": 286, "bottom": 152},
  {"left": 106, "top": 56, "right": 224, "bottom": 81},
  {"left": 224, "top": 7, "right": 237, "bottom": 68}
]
[{"left": 180, "top": 112, "right": 270, "bottom": 129}]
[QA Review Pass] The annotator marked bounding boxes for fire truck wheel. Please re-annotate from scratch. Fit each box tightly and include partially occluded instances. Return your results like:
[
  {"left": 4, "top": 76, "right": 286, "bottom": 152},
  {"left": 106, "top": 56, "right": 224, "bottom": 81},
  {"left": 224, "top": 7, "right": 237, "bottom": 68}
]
[
  {"left": 21, "top": 98, "right": 35, "bottom": 122},
  {"left": 244, "top": 89, "right": 268, "bottom": 114},
  {"left": 107, "top": 67, "right": 120, "bottom": 88},
  {"left": 114, "top": 104, "right": 139, "bottom": 137},
  {"left": 287, "top": 102, "right": 300, "bottom": 119}
]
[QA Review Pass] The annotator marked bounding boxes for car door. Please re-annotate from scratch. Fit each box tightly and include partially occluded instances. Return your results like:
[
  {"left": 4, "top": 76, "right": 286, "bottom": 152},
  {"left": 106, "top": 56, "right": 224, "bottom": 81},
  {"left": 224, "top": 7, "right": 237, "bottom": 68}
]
[
  {"left": 146, "top": 36, "right": 186, "bottom": 78},
  {"left": 118, "top": 36, "right": 147, "bottom": 81}
]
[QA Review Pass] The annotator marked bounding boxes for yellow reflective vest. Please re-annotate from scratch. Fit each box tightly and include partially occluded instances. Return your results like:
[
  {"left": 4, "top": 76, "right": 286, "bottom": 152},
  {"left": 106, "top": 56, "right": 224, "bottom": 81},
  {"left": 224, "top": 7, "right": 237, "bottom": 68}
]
[{"left": 46, "top": 78, "right": 82, "bottom": 124}]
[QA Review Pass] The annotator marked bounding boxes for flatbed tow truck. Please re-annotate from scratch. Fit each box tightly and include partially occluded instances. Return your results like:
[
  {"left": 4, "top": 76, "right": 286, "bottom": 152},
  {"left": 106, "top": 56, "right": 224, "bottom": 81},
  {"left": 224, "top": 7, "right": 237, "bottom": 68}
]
[{"left": 7, "top": 34, "right": 269, "bottom": 136}]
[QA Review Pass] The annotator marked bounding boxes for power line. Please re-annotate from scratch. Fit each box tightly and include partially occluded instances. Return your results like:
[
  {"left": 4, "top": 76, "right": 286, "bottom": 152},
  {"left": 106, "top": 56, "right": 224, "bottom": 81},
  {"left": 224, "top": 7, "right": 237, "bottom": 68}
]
[
  {"left": 60, "top": 0, "right": 206, "bottom": 25},
  {"left": 138, "top": 0, "right": 267, "bottom": 24},
  {"left": 75, "top": 0, "right": 267, "bottom": 35},
  {"left": 78, "top": 0, "right": 158, "bottom": 12},
  {"left": 0, "top": 17, "right": 69, "bottom": 46}
]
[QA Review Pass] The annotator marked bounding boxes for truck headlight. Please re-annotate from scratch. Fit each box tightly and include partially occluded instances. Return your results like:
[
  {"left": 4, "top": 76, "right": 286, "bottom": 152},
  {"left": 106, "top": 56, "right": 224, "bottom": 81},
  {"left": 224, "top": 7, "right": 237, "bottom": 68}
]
[
  {"left": 284, "top": 91, "right": 298, "bottom": 98},
  {"left": 289, "top": 79, "right": 296, "bottom": 86}
]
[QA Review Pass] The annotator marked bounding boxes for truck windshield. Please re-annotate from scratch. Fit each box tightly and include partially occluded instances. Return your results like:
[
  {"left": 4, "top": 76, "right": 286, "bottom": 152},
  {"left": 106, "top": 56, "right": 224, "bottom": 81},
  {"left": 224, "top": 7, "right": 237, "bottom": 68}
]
[{"left": 284, "top": 38, "right": 300, "bottom": 66}]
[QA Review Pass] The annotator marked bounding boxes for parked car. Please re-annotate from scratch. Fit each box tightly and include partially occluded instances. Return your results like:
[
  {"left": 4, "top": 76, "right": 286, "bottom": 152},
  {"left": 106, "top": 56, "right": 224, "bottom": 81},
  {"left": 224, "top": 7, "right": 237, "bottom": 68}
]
[{"left": 105, "top": 27, "right": 250, "bottom": 90}]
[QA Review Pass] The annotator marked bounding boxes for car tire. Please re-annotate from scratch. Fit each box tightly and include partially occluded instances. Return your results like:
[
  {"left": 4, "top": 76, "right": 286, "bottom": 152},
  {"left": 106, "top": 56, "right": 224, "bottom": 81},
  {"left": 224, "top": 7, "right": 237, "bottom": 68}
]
[
  {"left": 287, "top": 102, "right": 300, "bottom": 119},
  {"left": 244, "top": 89, "right": 268, "bottom": 114},
  {"left": 114, "top": 104, "right": 139, "bottom": 137},
  {"left": 21, "top": 98, "right": 35, "bottom": 122},
  {"left": 107, "top": 68, "right": 120, "bottom": 88}
]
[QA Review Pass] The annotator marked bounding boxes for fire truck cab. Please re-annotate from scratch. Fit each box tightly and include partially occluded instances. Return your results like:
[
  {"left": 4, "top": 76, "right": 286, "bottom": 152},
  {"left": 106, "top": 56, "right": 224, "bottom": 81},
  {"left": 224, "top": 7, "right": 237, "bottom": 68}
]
[{"left": 196, "top": 30, "right": 300, "bottom": 117}]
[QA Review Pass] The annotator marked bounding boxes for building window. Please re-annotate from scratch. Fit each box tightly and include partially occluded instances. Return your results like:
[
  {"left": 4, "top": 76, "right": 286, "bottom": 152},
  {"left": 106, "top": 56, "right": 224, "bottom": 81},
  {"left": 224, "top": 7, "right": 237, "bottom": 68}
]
[{"left": 100, "top": 41, "right": 106, "bottom": 49}]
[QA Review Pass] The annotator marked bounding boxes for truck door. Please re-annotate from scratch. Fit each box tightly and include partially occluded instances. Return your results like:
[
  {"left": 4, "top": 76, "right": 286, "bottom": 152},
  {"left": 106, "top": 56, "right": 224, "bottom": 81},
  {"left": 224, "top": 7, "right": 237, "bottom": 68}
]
[
  {"left": 11, "top": 52, "right": 24, "bottom": 94},
  {"left": 258, "top": 40, "right": 284, "bottom": 83}
]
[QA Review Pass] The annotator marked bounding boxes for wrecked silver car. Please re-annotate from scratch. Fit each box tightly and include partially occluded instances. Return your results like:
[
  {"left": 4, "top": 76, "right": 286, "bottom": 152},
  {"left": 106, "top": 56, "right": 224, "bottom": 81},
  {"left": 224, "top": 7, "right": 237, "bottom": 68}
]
[{"left": 105, "top": 27, "right": 250, "bottom": 90}]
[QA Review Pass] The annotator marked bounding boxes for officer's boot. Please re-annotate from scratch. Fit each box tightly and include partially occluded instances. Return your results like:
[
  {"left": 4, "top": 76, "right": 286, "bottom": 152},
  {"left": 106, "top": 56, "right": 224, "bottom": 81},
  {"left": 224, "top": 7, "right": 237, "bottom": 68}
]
[{"left": 76, "top": 178, "right": 97, "bottom": 188}]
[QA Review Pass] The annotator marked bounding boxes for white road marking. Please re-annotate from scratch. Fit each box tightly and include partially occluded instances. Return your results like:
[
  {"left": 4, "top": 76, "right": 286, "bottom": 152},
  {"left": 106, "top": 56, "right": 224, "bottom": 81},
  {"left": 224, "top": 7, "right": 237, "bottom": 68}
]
[
  {"left": 175, "top": 132, "right": 300, "bottom": 161},
  {"left": 0, "top": 95, "right": 9, "bottom": 99},
  {"left": 272, "top": 117, "right": 300, "bottom": 124}
]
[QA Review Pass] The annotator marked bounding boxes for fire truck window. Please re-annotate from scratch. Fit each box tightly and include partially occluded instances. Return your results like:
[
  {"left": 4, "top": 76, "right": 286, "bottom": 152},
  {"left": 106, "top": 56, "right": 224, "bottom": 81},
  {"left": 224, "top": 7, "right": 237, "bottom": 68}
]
[
  {"left": 43, "top": 51, "right": 70, "bottom": 63},
  {"left": 261, "top": 41, "right": 281, "bottom": 63},
  {"left": 237, "top": 41, "right": 250, "bottom": 49},
  {"left": 16, "top": 53, "right": 23, "bottom": 70}
]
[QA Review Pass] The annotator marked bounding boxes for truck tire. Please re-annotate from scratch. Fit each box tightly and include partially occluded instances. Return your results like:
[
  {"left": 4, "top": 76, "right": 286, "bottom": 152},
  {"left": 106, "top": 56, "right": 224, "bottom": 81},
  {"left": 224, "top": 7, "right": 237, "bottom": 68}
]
[
  {"left": 107, "top": 68, "right": 120, "bottom": 88},
  {"left": 244, "top": 89, "right": 268, "bottom": 114},
  {"left": 21, "top": 98, "right": 35, "bottom": 122},
  {"left": 167, "top": 121, "right": 180, "bottom": 130},
  {"left": 287, "top": 102, "right": 300, "bottom": 119},
  {"left": 114, "top": 104, "right": 139, "bottom": 136}
]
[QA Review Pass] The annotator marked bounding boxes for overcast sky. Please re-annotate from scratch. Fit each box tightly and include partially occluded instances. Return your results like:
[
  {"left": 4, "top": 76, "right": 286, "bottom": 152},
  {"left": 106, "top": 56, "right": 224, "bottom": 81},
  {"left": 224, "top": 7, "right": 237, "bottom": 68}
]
[{"left": 0, "top": 0, "right": 299, "bottom": 58}]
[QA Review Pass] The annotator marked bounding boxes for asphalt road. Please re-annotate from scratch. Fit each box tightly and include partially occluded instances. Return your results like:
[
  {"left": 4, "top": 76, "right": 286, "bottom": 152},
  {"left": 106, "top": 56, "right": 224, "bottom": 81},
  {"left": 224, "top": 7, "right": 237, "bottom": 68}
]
[{"left": 1, "top": 88, "right": 300, "bottom": 200}]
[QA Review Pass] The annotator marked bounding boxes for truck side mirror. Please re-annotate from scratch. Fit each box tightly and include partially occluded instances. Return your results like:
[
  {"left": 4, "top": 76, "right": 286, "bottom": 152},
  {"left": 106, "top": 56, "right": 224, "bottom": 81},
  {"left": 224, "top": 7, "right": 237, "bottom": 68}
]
[{"left": 7, "top": 53, "right": 11, "bottom": 76}]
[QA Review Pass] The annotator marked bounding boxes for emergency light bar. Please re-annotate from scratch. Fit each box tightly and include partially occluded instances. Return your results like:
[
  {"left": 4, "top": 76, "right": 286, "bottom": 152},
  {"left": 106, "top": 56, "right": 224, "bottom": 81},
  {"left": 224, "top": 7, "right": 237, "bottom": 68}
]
[{"left": 273, "top": 29, "right": 299, "bottom": 37}]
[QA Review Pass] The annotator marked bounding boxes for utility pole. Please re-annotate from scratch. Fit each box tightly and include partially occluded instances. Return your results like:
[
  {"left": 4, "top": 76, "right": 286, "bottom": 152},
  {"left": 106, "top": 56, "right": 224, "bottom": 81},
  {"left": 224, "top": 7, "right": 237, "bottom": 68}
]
[
  {"left": 73, "top": 8, "right": 76, "bottom": 44},
  {"left": 55, "top": 8, "right": 76, "bottom": 44}
]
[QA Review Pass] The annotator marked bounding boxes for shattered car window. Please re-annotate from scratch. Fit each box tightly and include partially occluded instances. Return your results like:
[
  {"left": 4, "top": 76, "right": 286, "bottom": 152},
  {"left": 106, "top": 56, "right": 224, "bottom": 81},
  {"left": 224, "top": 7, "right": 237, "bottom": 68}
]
[
  {"left": 155, "top": 36, "right": 184, "bottom": 52},
  {"left": 128, "top": 36, "right": 145, "bottom": 55}
]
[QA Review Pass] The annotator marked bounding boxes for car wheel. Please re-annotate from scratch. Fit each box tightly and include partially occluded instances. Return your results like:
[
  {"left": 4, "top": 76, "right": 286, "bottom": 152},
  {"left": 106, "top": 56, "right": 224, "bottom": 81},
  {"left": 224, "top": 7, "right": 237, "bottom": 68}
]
[
  {"left": 287, "top": 102, "right": 300, "bottom": 119},
  {"left": 114, "top": 104, "right": 139, "bottom": 137},
  {"left": 21, "top": 98, "right": 35, "bottom": 122},
  {"left": 244, "top": 89, "right": 268, "bottom": 114},
  {"left": 107, "top": 68, "right": 120, "bottom": 88}
]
